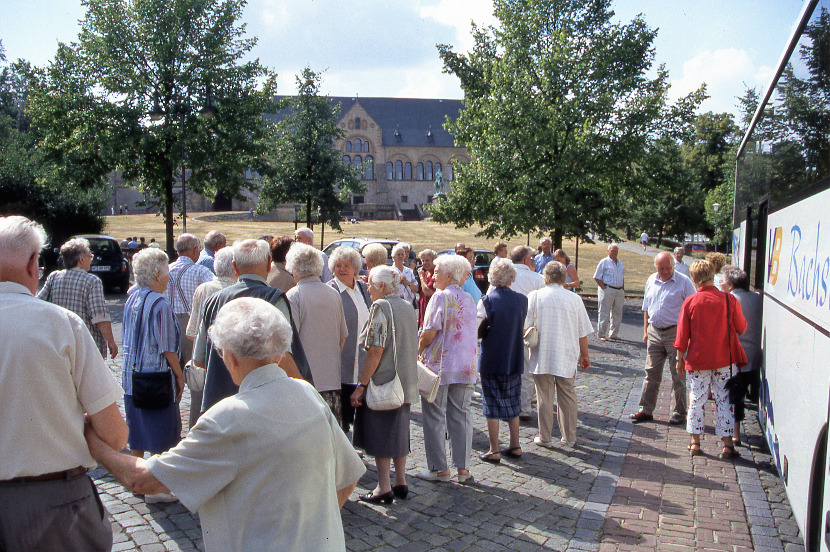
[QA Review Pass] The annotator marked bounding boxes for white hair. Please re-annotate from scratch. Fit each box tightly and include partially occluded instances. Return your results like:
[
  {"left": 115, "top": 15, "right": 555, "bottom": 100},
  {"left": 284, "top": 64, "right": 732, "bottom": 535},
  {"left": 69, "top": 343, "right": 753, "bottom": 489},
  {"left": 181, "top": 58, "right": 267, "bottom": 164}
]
[
  {"left": 370, "top": 265, "right": 399, "bottom": 292},
  {"left": 214, "top": 247, "right": 235, "bottom": 279},
  {"left": 399, "top": 242, "right": 411, "bottom": 252},
  {"left": 391, "top": 244, "right": 407, "bottom": 258},
  {"left": 204, "top": 231, "right": 226, "bottom": 250},
  {"left": 233, "top": 239, "right": 270, "bottom": 272},
  {"left": 434, "top": 254, "right": 468, "bottom": 285},
  {"left": 0, "top": 215, "right": 47, "bottom": 272},
  {"left": 362, "top": 243, "right": 388, "bottom": 268},
  {"left": 285, "top": 242, "right": 324, "bottom": 278},
  {"left": 488, "top": 258, "right": 516, "bottom": 288},
  {"left": 328, "top": 245, "right": 362, "bottom": 273},
  {"left": 543, "top": 261, "right": 567, "bottom": 285},
  {"left": 209, "top": 297, "right": 292, "bottom": 361},
  {"left": 176, "top": 233, "right": 200, "bottom": 254},
  {"left": 60, "top": 237, "right": 91, "bottom": 268},
  {"left": 419, "top": 249, "right": 436, "bottom": 262},
  {"left": 133, "top": 248, "right": 169, "bottom": 287},
  {"left": 294, "top": 227, "right": 313, "bottom": 240}
]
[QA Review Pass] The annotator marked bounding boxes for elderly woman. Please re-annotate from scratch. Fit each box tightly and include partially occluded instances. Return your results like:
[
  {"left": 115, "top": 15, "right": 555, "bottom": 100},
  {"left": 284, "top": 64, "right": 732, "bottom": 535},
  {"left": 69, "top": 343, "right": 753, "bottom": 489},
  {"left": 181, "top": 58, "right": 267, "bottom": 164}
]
[
  {"left": 360, "top": 243, "right": 388, "bottom": 279},
  {"left": 267, "top": 236, "right": 296, "bottom": 292},
  {"left": 349, "top": 266, "right": 419, "bottom": 503},
  {"left": 526, "top": 261, "right": 592, "bottom": 448},
  {"left": 286, "top": 243, "right": 349, "bottom": 425},
  {"left": 706, "top": 252, "right": 728, "bottom": 288},
  {"left": 553, "top": 249, "right": 580, "bottom": 291},
  {"left": 675, "top": 261, "right": 747, "bottom": 459},
  {"left": 37, "top": 237, "right": 118, "bottom": 358},
  {"left": 392, "top": 244, "right": 418, "bottom": 305},
  {"left": 720, "top": 266, "right": 761, "bottom": 446},
  {"left": 328, "top": 246, "right": 373, "bottom": 435},
  {"left": 417, "top": 254, "right": 478, "bottom": 483},
  {"left": 85, "top": 297, "right": 366, "bottom": 551},
  {"left": 477, "top": 259, "right": 528, "bottom": 463},
  {"left": 493, "top": 242, "right": 508, "bottom": 259},
  {"left": 417, "top": 249, "right": 437, "bottom": 327},
  {"left": 121, "top": 249, "right": 183, "bottom": 474}
]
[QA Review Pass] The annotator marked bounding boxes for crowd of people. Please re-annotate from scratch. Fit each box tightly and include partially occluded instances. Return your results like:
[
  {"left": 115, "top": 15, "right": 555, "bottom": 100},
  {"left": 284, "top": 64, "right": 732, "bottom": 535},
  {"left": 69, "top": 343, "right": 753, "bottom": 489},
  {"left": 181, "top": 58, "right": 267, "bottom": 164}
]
[{"left": 0, "top": 213, "right": 764, "bottom": 551}]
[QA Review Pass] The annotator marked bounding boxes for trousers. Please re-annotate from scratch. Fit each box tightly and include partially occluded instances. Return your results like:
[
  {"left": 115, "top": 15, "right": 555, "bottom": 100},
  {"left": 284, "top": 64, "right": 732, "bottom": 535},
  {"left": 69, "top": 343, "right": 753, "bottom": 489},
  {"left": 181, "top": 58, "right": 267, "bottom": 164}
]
[
  {"left": 638, "top": 325, "right": 686, "bottom": 416},
  {"left": 597, "top": 286, "right": 624, "bottom": 339},
  {"left": 533, "top": 374, "right": 578, "bottom": 445},
  {"left": 422, "top": 384, "right": 473, "bottom": 471}
]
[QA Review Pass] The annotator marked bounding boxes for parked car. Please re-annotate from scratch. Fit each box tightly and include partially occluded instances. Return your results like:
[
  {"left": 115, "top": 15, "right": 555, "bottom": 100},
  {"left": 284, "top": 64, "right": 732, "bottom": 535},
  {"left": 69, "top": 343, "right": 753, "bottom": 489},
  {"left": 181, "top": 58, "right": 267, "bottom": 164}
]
[
  {"left": 322, "top": 237, "right": 402, "bottom": 266},
  {"left": 75, "top": 234, "right": 131, "bottom": 292},
  {"left": 437, "top": 249, "right": 496, "bottom": 293},
  {"left": 683, "top": 242, "right": 709, "bottom": 254}
]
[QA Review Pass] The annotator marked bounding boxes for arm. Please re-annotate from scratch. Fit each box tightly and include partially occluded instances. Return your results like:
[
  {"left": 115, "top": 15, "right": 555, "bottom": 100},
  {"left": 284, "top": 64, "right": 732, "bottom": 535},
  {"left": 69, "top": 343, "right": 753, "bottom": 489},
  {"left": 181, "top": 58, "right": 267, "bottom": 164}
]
[
  {"left": 337, "top": 481, "right": 358, "bottom": 508},
  {"left": 578, "top": 336, "right": 590, "bottom": 370},
  {"left": 88, "top": 403, "right": 128, "bottom": 452},
  {"left": 593, "top": 278, "right": 606, "bottom": 290},
  {"left": 419, "top": 329, "right": 438, "bottom": 355},
  {"left": 95, "top": 321, "right": 119, "bottom": 358},
  {"left": 566, "top": 265, "right": 580, "bottom": 289},
  {"left": 163, "top": 351, "right": 184, "bottom": 400},
  {"left": 84, "top": 424, "right": 169, "bottom": 495},
  {"left": 350, "top": 345, "right": 383, "bottom": 406},
  {"left": 642, "top": 311, "right": 649, "bottom": 343}
]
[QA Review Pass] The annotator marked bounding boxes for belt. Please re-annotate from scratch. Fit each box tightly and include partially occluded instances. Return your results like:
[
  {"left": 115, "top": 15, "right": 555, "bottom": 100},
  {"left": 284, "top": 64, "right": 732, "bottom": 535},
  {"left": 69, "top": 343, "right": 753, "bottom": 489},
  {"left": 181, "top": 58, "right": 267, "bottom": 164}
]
[
  {"left": 2, "top": 466, "right": 87, "bottom": 484},
  {"left": 652, "top": 324, "right": 677, "bottom": 332},
  {"left": 605, "top": 284, "right": 622, "bottom": 290}
]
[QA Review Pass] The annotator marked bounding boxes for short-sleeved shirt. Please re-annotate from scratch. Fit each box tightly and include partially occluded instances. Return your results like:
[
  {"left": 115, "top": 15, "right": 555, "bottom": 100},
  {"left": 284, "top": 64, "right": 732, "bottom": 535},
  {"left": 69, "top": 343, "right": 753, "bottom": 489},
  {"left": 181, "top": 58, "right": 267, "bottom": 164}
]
[
  {"left": 196, "top": 248, "right": 216, "bottom": 274},
  {"left": 641, "top": 271, "right": 696, "bottom": 329},
  {"left": 593, "top": 256, "right": 625, "bottom": 288},
  {"left": 1, "top": 282, "right": 122, "bottom": 479},
  {"left": 121, "top": 287, "right": 181, "bottom": 396},
  {"left": 37, "top": 267, "right": 112, "bottom": 357},
  {"left": 186, "top": 276, "right": 236, "bottom": 338},
  {"left": 421, "top": 284, "right": 478, "bottom": 385},
  {"left": 674, "top": 259, "right": 691, "bottom": 278},
  {"left": 167, "top": 256, "right": 213, "bottom": 315},
  {"left": 534, "top": 252, "right": 554, "bottom": 274},
  {"left": 147, "top": 364, "right": 366, "bottom": 552}
]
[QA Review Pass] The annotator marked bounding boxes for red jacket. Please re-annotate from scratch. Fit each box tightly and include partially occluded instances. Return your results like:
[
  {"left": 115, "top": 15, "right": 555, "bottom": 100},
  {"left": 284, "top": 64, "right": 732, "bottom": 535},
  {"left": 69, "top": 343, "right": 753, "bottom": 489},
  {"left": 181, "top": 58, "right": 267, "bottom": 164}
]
[{"left": 674, "top": 286, "right": 748, "bottom": 371}]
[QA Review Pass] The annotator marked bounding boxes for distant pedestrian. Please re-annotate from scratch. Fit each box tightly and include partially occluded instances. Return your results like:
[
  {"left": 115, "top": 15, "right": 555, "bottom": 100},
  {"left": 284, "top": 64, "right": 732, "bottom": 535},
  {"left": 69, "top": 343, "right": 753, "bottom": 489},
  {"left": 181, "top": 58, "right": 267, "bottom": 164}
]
[
  {"left": 124, "top": 205, "right": 129, "bottom": 215},
  {"left": 111, "top": 206, "right": 115, "bottom": 216},
  {"left": 493, "top": 242, "right": 508, "bottom": 259},
  {"left": 593, "top": 244, "right": 625, "bottom": 341},
  {"left": 149, "top": 238, "right": 161, "bottom": 249},
  {"left": 640, "top": 231, "right": 649, "bottom": 250},
  {"left": 119, "top": 205, "right": 124, "bottom": 215}
]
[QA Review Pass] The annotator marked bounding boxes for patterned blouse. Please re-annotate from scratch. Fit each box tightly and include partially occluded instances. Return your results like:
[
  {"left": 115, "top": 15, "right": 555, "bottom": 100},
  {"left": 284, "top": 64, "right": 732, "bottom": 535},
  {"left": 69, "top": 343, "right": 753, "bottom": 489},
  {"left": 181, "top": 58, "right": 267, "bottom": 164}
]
[{"left": 421, "top": 284, "right": 478, "bottom": 385}]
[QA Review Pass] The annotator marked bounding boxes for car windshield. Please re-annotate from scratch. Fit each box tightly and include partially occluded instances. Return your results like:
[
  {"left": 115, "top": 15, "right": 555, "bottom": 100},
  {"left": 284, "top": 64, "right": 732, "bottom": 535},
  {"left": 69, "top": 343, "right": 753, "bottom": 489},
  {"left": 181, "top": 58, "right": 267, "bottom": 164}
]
[{"left": 88, "top": 239, "right": 120, "bottom": 259}]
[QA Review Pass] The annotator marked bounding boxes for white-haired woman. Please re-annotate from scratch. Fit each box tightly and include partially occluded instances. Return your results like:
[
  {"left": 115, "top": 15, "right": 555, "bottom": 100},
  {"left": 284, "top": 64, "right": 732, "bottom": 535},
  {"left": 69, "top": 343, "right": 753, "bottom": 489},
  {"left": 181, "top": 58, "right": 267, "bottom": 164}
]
[
  {"left": 361, "top": 243, "right": 388, "bottom": 281},
  {"left": 328, "top": 245, "right": 372, "bottom": 435},
  {"left": 418, "top": 254, "right": 478, "bottom": 483},
  {"left": 477, "top": 259, "right": 528, "bottom": 463},
  {"left": 350, "top": 266, "right": 419, "bottom": 503},
  {"left": 287, "top": 242, "right": 349, "bottom": 425},
  {"left": 121, "top": 248, "right": 183, "bottom": 481},
  {"left": 392, "top": 244, "right": 418, "bottom": 305},
  {"left": 85, "top": 297, "right": 366, "bottom": 551}
]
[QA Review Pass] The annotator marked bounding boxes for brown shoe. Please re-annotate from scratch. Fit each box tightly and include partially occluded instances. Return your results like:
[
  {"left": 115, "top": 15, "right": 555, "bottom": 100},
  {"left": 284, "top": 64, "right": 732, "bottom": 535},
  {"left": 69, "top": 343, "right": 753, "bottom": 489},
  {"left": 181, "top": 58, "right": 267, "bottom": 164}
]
[
  {"left": 668, "top": 413, "right": 685, "bottom": 425},
  {"left": 629, "top": 411, "right": 653, "bottom": 423}
]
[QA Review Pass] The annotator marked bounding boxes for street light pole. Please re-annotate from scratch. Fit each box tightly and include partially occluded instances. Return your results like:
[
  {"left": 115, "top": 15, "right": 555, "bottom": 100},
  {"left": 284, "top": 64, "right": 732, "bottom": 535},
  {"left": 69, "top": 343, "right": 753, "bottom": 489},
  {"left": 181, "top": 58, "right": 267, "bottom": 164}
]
[{"left": 712, "top": 203, "right": 721, "bottom": 253}]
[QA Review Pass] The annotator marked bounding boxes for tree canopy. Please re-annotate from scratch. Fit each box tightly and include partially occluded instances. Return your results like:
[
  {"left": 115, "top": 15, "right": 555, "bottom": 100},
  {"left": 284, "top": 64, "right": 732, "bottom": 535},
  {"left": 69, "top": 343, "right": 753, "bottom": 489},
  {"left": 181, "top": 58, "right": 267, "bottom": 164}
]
[
  {"left": 431, "top": 0, "right": 703, "bottom": 248},
  {"left": 257, "top": 68, "right": 364, "bottom": 231}
]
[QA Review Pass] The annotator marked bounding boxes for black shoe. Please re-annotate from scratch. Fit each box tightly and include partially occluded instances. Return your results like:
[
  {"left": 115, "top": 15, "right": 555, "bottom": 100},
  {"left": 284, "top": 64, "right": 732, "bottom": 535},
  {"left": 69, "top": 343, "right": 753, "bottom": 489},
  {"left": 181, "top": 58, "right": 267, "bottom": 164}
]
[
  {"left": 392, "top": 485, "right": 409, "bottom": 500},
  {"left": 359, "top": 491, "right": 394, "bottom": 504},
  {"left": 629, "top": 411, "right": 654, "bottom": 423}
]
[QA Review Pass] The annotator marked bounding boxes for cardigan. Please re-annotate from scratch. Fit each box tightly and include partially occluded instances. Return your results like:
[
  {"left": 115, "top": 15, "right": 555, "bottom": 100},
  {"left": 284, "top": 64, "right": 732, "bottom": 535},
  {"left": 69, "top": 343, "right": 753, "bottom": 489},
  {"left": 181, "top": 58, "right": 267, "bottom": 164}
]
[{"left": 674, "top": 286, "right": 748, "bottom": 371}]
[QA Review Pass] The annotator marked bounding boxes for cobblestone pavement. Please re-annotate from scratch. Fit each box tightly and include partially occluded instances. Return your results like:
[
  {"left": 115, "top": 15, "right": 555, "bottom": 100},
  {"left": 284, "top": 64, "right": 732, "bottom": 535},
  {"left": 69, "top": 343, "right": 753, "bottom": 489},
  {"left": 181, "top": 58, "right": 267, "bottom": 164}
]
[{"left": 93, "top": 296, "right": 805, "bottom": 551}]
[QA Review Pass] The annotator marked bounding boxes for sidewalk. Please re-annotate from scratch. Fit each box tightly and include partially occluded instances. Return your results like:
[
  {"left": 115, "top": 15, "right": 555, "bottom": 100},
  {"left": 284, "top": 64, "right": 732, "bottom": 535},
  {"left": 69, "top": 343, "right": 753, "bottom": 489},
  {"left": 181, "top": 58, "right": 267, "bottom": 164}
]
[{"left": 92, "top": 300, "right": 804, "bottom": 551}]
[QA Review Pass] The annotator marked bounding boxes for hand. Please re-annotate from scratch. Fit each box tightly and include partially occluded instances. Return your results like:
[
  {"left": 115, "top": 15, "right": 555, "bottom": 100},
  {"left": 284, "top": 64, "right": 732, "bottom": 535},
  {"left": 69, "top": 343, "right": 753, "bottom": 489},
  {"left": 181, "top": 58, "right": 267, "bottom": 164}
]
[
  {"left": 676, "top": 359, "right": 686, "bottom": 379},
  {"left": 175, "top": 375, "right": 184, "bottom": 400},
  {"left": 643, "top": 331, "right": 648, "bottom": 343},
  {"left": 107, "top": 339, "right": 119, "bottom": 359},
  {"left": 350, "top": 385, "right": 365, "bottom": 407},
  {"left": 579, "top": 353, "right": 590, "bottom": 370}
]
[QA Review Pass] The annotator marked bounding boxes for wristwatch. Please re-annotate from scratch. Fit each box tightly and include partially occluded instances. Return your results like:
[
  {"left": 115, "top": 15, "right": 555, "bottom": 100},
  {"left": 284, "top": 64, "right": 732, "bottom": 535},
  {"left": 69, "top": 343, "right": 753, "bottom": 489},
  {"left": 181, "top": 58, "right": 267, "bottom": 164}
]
[{"left": 357, "top": 383, "right": 368, "bottom": 389}]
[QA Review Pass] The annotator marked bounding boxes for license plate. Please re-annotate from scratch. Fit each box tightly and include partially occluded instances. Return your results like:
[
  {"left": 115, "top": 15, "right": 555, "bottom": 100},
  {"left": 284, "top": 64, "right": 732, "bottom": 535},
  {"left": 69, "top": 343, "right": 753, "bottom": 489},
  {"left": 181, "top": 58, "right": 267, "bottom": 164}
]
[{"left": 91, "top": 265, "right": 110, "bottom": 272}]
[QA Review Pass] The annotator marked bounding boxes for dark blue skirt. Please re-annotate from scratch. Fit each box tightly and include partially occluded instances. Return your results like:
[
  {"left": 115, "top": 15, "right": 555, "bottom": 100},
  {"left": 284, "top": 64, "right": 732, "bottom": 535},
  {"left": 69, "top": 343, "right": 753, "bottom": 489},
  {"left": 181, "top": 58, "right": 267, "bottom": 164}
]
[
  {"left": 124, "top": 394, "right": 182, "bottom": 454},
  {"left": 353, "top": 403, "right": 411, "bottom": 458},
  {"left": 481, "top": 373, "right": 522, "bottom": 421}
]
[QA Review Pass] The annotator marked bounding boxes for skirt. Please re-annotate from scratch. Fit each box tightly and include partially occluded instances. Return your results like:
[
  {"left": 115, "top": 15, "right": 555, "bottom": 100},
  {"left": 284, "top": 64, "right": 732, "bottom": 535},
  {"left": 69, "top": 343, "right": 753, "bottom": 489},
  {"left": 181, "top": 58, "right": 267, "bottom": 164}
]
[
  {"left": 124, "top": 394, "right": 182, "bottom": 454},
  {"left": 353, "top": 403, "right": 411, "bottom": 458},
  {"left": 481, "top": 373, "right": 522, "bottom": 421}
]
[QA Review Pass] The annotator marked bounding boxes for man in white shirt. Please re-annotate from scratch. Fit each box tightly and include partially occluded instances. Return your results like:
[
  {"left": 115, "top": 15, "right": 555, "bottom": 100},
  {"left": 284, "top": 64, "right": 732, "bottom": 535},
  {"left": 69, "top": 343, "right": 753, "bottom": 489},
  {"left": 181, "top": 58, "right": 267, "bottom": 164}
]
[
  {"left": 629, "top": 252, "right": 696, "bottom": 424},
  {"left": 0, "top": 215, "right": 128, "bottom": 552},
  {"left": 593, "top": 244, "right": 625, "bottom": 341},
  {"left": 673, "top": 247, "right": 690, "bottom": 278}
]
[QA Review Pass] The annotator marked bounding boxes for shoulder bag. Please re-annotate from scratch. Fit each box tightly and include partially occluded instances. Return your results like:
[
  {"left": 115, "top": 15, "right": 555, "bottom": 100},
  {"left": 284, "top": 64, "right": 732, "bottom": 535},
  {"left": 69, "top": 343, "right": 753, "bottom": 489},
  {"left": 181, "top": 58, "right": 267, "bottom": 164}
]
[
  {"left": 478, "top": 295, "right": 492, "bottom": 340},
  {"left": 723, "top": 292, "right": 743, "bottom": 405},
  {"left": 366, "top": 299, "right": 405, "bottom": 410},
  {"left": 523, "top": 291, "right": 540, "bottom": 349},
  {"left": 131, "top": 293, "right": 175, "bottom": 409},
  {"left": 418, "top": 293, "right": 447, "bottom": 403}
]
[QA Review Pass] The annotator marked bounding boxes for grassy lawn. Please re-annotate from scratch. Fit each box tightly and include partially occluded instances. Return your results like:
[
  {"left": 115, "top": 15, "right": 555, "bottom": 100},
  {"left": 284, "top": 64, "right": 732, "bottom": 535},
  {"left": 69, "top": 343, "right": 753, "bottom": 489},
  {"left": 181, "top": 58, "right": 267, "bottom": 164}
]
[{"left": 103, "top": 213, "right": 657, "bottom": 294}]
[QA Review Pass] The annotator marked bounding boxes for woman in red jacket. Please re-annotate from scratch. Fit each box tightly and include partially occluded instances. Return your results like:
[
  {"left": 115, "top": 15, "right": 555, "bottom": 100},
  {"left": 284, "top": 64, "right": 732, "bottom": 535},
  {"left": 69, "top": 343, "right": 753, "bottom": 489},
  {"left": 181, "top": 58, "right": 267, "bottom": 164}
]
[{"left": 674, "top": 260, "right": 747, "bottom": 459}]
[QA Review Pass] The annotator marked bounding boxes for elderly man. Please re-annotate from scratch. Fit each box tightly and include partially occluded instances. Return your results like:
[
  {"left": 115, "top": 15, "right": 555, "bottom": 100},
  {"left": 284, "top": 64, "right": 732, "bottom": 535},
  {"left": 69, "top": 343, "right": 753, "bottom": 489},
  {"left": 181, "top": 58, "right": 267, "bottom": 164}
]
[
  {"left": 593, "top": 244, "right": 625, "bottom": 341},
  {"left": 629, "top": 251, "right": 696, "bottom": 424},
  {"left": 196, "top": 231, "right": 226, "bottom": 274},
  {"left": 533, "top": 237, "right": 554, "bottom": 273},
  {"left": 84, "top": 297, "right": 365, "bottom": 552},
  {"left": 38, "top": 237, "right": 118, "bottom": 358},
  {"left": 489, "top": 246, "right": 545, "bottom": 421},
  {"left": 294, "top": 227, "right": 333, "bottom": 282},
  {"left": 0, "top": 216, "right": 128, "bottom": 551},
  {"left": 526, "top": 261, "right": 592, "bottom": 448},
  {"left": 673, "top": 247, "right": 690, "bottom": 278},
  {"left": 196, "top": 239, "right": 312, "bottom": 414},
  {"left": 167, "top": 234, "right": 213, "bottom": 370}
]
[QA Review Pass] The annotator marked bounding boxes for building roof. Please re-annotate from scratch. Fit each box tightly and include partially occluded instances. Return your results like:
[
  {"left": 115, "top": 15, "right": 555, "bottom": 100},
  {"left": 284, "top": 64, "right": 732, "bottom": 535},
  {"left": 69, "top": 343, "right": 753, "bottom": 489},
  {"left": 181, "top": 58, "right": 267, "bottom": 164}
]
[{"left": 270, "top": 96, "right": 465, "bottom": 148}]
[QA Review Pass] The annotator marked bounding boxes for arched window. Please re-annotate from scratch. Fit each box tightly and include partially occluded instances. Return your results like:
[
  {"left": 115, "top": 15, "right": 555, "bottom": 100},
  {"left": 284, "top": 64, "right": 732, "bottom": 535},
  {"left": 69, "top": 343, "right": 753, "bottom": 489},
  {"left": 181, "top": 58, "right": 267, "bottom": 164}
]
[
  {"left": 342, "top": 155, "right": 350, "bottom": 165},
  {"left": 346, "top": 141, "right": 352, "bottom": 152},
  {"left": 355, "top": 117, "right": 361, "bottom": 129},
  {"left": 435, "top": 163, "right": 442, "bottom": 179},
  {"left": 395, "top": 160, "right": 403, "bottom": 180},
  {"left": 364, "top": 142, "right": 370, "bottom": 153},
  {"left": 404, "top": 162, "right": 412, "bottom": 180},
  {"left": 365, "top": 156, "right": 374, "bottom": 180},
  {"left": 354, "top": 139, "right": 362, "bottom": 152},
  {"left": 446, "top": 163, "right": 453, "bottom": 181},
  {"left": 426, "top": 161, "right": 433, "bottom": 181},
  {"left": 386, "top": 162, "right": 393, "bottom": 181},
  {"left": 353, "top": 155, "right": 362, "bottom": 179},
  {"left": 416, "top": 163, "right": 424, "bottom": 180}
]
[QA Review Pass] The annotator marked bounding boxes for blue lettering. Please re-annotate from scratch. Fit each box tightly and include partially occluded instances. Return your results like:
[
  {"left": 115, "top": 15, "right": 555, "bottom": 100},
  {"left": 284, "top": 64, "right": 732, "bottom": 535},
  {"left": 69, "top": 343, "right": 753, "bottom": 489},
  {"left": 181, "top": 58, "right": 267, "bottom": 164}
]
[
  {"left": 821, "top": 258, "right": 829, "bottom": 308},
  {"left": 788, "top": 226, "right": 801, "bottom": 297}
]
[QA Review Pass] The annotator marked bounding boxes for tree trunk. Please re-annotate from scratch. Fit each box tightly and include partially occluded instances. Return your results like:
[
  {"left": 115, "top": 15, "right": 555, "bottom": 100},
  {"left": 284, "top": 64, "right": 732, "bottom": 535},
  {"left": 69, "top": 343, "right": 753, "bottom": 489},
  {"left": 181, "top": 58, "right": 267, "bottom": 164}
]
[
  {"left": 164, "top": 175, "right": 175, "bottom": 259},
  {"left": 552, "top": 228, "right": 563, "bottom": 251},
  {"left": 656, "top": 228, "right": 663, "bottom": 249},
  {"left": 306, "top": 198, "right": 312, "bottom": 230}
]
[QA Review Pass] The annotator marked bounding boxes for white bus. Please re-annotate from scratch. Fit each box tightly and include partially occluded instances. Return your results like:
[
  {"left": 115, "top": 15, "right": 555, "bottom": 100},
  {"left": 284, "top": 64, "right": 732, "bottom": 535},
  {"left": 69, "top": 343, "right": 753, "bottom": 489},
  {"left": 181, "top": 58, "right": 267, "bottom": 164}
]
[{"left": 733, "top": 1, "right": 830, "bottom": 549}]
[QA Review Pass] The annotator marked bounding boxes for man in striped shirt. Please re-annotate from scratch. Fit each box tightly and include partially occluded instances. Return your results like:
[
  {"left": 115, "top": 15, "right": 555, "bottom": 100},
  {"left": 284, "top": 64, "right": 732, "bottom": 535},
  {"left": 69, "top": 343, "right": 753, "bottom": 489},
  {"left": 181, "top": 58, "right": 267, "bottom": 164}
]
[{"left": 166, "top": 234, "right": 213, "bottom": 368}]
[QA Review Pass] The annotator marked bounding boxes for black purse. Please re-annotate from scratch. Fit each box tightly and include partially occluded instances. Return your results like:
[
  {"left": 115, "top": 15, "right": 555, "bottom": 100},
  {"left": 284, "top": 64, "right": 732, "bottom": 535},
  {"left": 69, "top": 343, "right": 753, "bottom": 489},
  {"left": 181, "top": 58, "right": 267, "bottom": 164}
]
[
  {"left": 723, "top": 292, "right": 742, "bottom": 405},
  {"left": 478, "top": 295, "right": 492, "bottom": 340},
  {"left": 131, "top": 294, "right": 174, "bottom": 410}
]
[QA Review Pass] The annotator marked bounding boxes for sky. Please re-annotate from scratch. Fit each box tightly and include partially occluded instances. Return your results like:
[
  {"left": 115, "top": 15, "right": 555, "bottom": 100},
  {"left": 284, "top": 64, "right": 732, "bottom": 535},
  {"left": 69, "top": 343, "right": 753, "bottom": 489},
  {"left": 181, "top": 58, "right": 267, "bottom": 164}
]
[{"left": 0, "top": 0, "right": 809, "bottom": 119}]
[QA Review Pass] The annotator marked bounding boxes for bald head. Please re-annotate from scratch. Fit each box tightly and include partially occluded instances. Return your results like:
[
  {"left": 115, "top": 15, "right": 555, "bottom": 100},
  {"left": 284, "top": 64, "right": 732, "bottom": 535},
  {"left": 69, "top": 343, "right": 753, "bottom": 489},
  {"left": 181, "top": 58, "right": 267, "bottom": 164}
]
[{"left": 655, "top": 251, "right": 674, "bottom": 282}]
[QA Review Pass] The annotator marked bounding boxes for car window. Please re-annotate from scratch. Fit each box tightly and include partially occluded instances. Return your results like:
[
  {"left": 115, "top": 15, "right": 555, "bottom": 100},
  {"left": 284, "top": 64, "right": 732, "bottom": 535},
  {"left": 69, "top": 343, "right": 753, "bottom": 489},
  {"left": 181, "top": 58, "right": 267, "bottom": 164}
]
[
  {"left": 88, "top": 239, "right": 119, "bottom": 257},
  {"left": 475, "top": 252, "right": 495, "bottom": 266}
]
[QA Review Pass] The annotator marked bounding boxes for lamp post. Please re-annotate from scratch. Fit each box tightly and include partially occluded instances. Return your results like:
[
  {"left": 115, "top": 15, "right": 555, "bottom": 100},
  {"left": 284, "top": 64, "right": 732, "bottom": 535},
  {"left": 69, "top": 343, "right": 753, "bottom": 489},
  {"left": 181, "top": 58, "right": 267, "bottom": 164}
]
[
  {"left": 149, "top": 86, "right": 217, "bottom": 238},
  {"left": 712, "top": 203, "right": 721, "bottom": 253}
]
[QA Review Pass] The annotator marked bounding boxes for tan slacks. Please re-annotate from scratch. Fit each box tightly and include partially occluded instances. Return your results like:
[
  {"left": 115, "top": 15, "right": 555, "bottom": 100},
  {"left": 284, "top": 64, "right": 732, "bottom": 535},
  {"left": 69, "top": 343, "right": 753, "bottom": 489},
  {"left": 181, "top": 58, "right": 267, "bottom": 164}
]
[
  {"left": 533, "top": 373, "right": 577, "bottom": 445},
  {"left": 638, "top": 325, "right": 686, "bottom": 416}
]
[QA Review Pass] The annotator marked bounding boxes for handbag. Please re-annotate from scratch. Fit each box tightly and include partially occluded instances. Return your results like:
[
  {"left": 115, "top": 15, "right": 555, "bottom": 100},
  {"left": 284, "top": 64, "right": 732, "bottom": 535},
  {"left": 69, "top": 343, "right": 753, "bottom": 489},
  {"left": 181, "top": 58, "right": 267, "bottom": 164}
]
[
  {"left": 523, "top": 292, "right": 540, "bottom": 348},
  {"left": 184, "top": 360, "right": 206, "bottom": 393},
  {"left": 365, "top": 300, "right": 405, "bottom": 411},
  {"left": 478, "top": 296, "right": 492, "bottom": 340},
  {"left": 130, "top": 293, "right": 174, "bottom": 410},
  {"left": 418, "top": 293, "right": 448, "bottom": 403},
  {"left": 723, "top": 292, "right": 743, "bottom": 405}
]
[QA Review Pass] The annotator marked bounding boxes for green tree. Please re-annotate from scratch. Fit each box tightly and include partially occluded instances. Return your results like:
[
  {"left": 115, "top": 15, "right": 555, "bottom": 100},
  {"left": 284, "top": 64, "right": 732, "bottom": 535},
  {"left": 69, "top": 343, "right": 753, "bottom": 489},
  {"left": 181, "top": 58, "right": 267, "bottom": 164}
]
[
  {"left": 258, "top": 68, "right": 364, "bottom": 231},
  {"left": 25, "top": 0, "right": 276, "bottom": 255},
  {"left": 431, "top": 0, "right": 703, "bottom": 249},
  {"left": 682, "top": 112, "right": 740, "bottom": 193}
]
